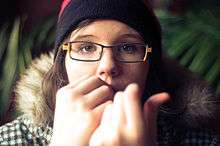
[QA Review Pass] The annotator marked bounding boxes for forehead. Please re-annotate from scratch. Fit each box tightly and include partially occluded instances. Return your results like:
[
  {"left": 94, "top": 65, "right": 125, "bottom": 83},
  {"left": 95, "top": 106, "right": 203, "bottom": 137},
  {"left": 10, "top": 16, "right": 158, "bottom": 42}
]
[{"left": 69, "top": 20, "right": 144, "bottom": 42}]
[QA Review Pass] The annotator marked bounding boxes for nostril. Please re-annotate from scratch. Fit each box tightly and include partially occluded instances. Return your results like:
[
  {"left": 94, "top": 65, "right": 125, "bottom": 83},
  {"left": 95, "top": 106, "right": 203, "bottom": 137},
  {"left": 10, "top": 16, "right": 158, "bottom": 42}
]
[
  {"left": 98, "top": 73, "right": 108, "bottom": 82},
  {"left": 98, "top": 72, "right": 114, "bottom": 85}
]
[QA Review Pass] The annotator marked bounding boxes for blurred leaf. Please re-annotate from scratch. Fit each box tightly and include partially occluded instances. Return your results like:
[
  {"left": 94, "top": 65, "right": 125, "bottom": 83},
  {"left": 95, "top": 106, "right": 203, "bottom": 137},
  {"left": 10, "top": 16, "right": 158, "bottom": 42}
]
[
  {"left": 0, "top": 18, "right": 20, "bottom": 120},
  {"left": 188, "top": 39, "right": 212, "bottom": 74},
  {"left": 17, "top": 49, "right": 26, "bottom": 74},
  {"left": 30, "top": 16, "right": 56, "bottom": 55},
  {"left": 205, "top": 57, "right": 220, "bottom": 84},
  {"left": 22, "top": 37, "right": 33, "bottom": 67},
  {"left": 36, "top": 18, "right": 54, "bottom": 46},
  {"left": 0, "top": 24, "right": 9, "bottom": 61},
  {"left": 166, "top": 28, "right": 198, "bottom": 58},
  {"left": 179, "top": 37, "right": 201, "bottom": 66},
  {"left": 158, "top": 9, "right": 220, "bottom": 95},
  {"left": 0, "top": 10, "right": 56, "bottom": 124}
]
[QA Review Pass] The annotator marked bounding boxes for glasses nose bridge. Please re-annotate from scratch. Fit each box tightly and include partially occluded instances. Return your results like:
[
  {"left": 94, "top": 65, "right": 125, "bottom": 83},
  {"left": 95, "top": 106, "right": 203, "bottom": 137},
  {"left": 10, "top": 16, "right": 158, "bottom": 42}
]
[
  {"left": 100, "top": 44, "right": 116, "bottom": 50},
  {"left": 99, "top": 44, "right": 116, "bottom": 60},
  {"left": 99, "top": 44, "right": 115, "bottom": 54}
]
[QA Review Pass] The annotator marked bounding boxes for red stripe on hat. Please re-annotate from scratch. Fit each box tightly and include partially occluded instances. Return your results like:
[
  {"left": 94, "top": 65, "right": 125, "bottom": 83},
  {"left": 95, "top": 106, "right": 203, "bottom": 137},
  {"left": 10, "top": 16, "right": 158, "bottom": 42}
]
[{"left": 59, "top": 0, "right": 71, "bottom": 18}]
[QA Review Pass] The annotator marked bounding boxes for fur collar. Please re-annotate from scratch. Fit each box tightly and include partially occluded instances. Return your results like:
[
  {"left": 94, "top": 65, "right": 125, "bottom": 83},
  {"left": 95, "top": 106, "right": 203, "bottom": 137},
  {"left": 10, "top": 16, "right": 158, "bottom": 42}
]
[
  {"left": 16, "top": 53, "right": 54, "bottom": 126},
  {"left": 15, "top": 53, "right": 219, "bottom": 128}
]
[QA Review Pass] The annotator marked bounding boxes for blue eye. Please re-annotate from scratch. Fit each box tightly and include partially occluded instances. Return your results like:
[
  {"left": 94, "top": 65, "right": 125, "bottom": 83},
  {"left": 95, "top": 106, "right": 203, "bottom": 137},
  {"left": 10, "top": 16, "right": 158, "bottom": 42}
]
[{"left": 119, "top": 44, "right": 137, "bottom": 54}]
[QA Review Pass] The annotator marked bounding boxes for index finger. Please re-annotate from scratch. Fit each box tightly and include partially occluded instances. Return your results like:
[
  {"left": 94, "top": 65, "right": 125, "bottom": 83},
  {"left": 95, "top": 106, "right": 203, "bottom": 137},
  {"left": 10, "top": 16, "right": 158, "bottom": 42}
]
[
  {"left": 74, "top": 76, "right": 107, "bottom": 94},
  {"left": 65, "top": 74, "right": 90, "bottom": 89},
  {"left": 123, "top": 83, "right": 143, "bottom": 126}
]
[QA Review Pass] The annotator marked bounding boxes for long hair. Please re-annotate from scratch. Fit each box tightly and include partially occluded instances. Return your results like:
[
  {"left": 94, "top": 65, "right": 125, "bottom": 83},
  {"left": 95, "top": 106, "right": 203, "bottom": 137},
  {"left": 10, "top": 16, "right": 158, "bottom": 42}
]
[{"left": 42, "top": 20, "right": 96, "bottom": 112}]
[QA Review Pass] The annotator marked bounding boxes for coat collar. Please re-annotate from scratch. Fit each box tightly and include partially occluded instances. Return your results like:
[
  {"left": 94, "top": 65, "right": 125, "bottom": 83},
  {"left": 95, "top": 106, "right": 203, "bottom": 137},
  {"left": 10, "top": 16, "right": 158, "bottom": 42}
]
[{"left": 15, "top": 53, "right": 219, "bottom": 128}]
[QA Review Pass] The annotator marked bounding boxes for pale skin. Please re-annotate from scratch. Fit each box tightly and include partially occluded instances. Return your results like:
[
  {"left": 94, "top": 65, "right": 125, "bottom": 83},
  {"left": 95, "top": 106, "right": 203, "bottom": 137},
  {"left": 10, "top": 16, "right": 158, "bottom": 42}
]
[{"left": 50, "top": 20, "right": 170, "bottom": 146}]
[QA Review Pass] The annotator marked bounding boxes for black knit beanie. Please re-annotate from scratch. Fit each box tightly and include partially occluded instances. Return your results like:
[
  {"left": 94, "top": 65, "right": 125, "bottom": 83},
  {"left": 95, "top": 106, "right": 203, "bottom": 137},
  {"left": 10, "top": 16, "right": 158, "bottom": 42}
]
[{"left": 55, "top": 0, "right": 162, "bottom": 65}]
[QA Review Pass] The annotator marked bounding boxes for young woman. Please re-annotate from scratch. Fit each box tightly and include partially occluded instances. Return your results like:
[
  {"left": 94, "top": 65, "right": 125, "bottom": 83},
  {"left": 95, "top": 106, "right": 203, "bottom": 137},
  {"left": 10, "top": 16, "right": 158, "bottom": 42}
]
[{"left": 0, "top": 0, "right": 219, "bottom": 145}]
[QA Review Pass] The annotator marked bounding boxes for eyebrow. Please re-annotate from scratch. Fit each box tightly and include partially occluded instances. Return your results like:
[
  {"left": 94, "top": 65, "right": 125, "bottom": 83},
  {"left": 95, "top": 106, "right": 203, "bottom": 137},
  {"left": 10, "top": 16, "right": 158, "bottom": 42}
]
[
  {"left": 71, "top": 33, "right": 144, "bottom": 42},
  {"left": 72, "top": 35, "right": 97, "bottom": 41},
  {"left": 118, "top": 33, "right": 144, "bottom": 41}
]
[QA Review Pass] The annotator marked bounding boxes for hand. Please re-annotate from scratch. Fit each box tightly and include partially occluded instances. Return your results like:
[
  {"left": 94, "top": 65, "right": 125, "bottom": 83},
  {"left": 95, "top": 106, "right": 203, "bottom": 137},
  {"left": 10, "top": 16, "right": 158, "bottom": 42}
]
[
  {"left": 143, "top": 92, "right": 170, "bottom": 146},
  {"left": 89, "top": 83, "right": 170, "bottom": 146},
  {"left": 50, "top": 75, "right": 114, "bottom": 146}
]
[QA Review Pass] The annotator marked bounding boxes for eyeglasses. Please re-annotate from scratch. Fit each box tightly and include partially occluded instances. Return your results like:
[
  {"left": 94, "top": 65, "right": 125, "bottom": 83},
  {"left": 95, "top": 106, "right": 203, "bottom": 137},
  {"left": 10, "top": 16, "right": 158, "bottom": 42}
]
[{"left": 62, "top": 41, "right": 152, "bottom": 63}]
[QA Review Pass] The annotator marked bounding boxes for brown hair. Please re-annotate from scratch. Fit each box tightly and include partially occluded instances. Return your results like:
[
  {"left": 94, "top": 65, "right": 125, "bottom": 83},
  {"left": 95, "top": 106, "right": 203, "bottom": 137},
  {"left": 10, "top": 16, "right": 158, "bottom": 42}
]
[{"left": 42, "top": 20, "right": 96, "bottom": 112}]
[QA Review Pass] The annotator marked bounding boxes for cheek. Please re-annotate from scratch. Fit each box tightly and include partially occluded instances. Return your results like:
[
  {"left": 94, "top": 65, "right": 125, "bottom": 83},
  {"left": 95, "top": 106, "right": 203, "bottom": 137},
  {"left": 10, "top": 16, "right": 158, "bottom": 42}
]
[
  {"left": 121, "top": 63, "right": 149, "bottom": 89},
  {"left": 65, "top": 56, "right": 97, "bottom": 82}
]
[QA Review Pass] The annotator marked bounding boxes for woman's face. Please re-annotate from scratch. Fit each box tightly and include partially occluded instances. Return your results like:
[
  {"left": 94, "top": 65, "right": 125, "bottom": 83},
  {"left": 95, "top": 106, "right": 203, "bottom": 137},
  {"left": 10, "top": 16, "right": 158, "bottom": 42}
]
[{"left": 65, "top": 20, "right": 150, "bottom": 94}]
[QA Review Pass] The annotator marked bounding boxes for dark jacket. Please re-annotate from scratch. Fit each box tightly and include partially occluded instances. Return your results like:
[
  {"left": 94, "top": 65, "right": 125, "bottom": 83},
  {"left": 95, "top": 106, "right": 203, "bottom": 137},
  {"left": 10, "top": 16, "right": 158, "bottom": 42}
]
[{"left": 0, "top": 53, "right": 219, "bottom": 145}]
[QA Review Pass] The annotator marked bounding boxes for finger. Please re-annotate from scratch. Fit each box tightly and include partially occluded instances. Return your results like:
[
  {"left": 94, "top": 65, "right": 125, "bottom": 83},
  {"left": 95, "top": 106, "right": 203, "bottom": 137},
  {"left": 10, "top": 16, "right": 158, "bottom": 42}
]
[
  {"left": 85, "top": 85, "right": 114, "bottom": 109},
  {"left": 55, "top": 74, "right": 91, "bottom": 103},
  {"left": 112, "top": 91, "right": 125, "bottom": 129},
  {"left": 75, "top": 76, "right": 106, "bottom": 94},
  {"left": 144, "top": 92, "right": 170, "bottom": 125},
  {"left": 123, "top": 83, "right": 143, "bottom": 126},
  {"left": 99, "top": 101, "right": 113, "bottom": 126},
  {"left": 89, "top": 125, "right": 103, "bottom": 146},
  {"left": 144, "top": 92, "right": 170, "bottom": 115},
  {"left": 92, "top": 100, "right": 113, "bottom": 128},
  {"left": 143, "top": 92, "right": 170, "bottom": 144},
  {"left": 65, "top": 74, "right": 90, "bottom": 89}
]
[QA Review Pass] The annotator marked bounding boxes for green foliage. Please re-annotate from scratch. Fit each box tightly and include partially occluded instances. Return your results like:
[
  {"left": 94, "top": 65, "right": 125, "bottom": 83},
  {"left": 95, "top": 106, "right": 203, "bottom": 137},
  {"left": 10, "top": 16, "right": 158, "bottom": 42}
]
[
  {"left": 157, "top": 9, "right": 220, "bottom": 95},
  {"left": 0, "top": 16, "right": 56, "bottom": 124},
  {"left": 0, "top": 18, "right": 21, "bottom": 123}
]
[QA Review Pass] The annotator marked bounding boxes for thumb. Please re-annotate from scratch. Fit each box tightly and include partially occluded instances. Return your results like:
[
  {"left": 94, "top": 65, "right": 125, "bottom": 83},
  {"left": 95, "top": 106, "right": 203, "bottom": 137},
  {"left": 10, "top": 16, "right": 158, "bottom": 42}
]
[
  {"left": 143, "top": 92, "right": 170, "bottom": 145},
  {"left": 144, "top": 92, "right": 170, "bottom": 114}
]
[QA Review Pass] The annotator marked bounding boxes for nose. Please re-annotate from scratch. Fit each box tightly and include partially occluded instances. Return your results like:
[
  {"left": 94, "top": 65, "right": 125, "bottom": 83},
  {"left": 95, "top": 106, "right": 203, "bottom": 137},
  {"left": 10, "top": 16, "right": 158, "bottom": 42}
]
[{"left": 96, "top": 49, "right": 120, "bottom": 83}]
